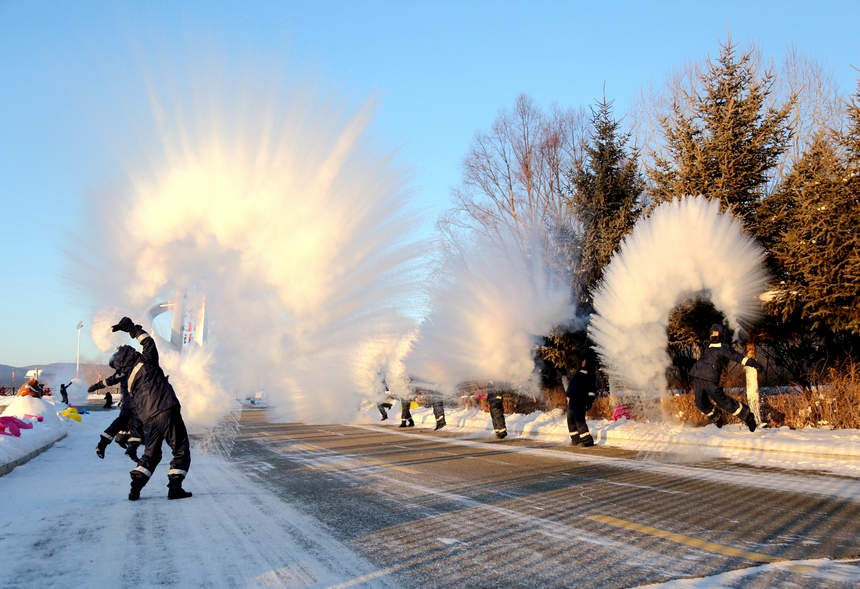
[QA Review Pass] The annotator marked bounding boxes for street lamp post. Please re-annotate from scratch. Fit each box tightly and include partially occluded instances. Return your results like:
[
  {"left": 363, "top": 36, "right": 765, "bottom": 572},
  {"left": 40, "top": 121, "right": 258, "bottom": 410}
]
[{"left": 76, "top": 321, "right": 84, "bottom": 378}]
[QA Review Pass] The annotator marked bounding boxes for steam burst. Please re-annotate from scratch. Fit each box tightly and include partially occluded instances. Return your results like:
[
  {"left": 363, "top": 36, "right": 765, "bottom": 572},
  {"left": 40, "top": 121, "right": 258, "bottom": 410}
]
[
  {"left": 69, "top": 41, "right": 429, "bottom": 427},
  {"left": 589, "top": 195, "right": 768, "bottom": 395},
  {"left": 406, "top": 226, "right": 577, "bottom": 397}
]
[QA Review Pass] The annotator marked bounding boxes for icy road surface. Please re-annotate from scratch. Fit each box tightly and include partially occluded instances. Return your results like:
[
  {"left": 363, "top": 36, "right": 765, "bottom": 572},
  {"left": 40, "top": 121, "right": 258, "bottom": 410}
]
[
  {"left": 2, "top": 407, "right": 860, "bottom": 588},
  {"left": 0, "top": 409, "right": 398, "bottom": 589}
]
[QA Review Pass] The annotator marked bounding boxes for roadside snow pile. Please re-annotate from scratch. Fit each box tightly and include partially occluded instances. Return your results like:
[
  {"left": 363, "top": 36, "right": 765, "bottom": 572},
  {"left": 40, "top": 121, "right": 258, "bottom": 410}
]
[
  {"left": 0, "top": 396, "right": 72, "bottom": 469},
  {"left": 355, "top": 402, "right": 860, "bottom": 477}
]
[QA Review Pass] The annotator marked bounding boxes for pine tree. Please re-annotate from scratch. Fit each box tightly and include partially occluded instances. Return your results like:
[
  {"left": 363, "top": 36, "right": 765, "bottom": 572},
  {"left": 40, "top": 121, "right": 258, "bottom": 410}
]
[
  {"left": 571, "top": 97, "right": 644, "bottom": 311},
  {"left": 761, "top": 86, "right": 860, "bottom": 336},
  {"left": 649, "top": 38, "right": 793, "bottom": 227}
]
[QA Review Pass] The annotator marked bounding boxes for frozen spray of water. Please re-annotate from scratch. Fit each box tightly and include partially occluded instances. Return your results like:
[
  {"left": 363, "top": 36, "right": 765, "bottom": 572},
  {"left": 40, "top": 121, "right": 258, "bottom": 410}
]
[
  {"left": 406, "top": 226, "right": 577, "bottom": 397},
  {"left": 589, "top": 195, "right": 768, "bottom": 395},
  {"left": 68, "top": 41, "right": 430, "bottom": 428}
]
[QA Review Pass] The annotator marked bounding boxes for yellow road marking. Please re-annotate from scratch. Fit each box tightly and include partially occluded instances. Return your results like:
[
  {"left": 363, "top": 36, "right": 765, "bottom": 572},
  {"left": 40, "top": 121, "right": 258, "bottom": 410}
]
[
  {"left": 366, "top": 459, "right": 420, "bottom": 475},
  {"left": 587, "top": 515, "right": 786, "bottom": 563}
]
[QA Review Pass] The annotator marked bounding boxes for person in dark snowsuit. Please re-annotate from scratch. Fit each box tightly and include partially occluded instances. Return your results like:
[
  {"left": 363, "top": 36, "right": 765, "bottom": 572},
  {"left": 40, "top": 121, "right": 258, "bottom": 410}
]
[
  {"left": 90, "top": 372, "right": 143, "bottom": 462},
  {"left": 378, "top": 400, "right": 393, "bottom": 421},
  {"left": 487, "top": 383, "right": 506, "bottom": 439},
  {"left": 103, "top": 390, "right": 113, "bottom": 409},
  {"left": 566, "top": 352, "right": 598, "bottom": 447},
  {"left": 689, "top": 324, "right": 764, "bottom": 432},
  {"left": 110, "top": 316, "right": 192, "bottom": 500},
  {"left": 59, "top": 382, "right": 71, "bottom": 405},
  {"left": 430, "top": 393, "right": 446, "bottom": 430}
]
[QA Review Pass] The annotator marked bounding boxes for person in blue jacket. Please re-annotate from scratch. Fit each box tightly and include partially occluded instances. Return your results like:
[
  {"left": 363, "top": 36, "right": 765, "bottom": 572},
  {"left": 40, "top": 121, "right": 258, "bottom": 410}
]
[
  {"left": 110, "top": 317, "right": 192, "bottom": 501},
  {"left": 689, "top": 323, "right": 764, "bottom": 432}
]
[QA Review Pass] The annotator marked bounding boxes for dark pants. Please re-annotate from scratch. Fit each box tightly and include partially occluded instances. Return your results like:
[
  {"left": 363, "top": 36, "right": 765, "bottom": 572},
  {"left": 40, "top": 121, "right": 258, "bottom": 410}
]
[
  {"left": 400, "top": 399, "right": 413, "bottom": 423},
  {"left": 131, "top": 406, "right": 191, "bottom": 489},
  {"left": 566, "top": 401, "right": 592, "bottom": 444},
  {"left": 432, "top": 398, "right": 445, "bottom": 428},
  {"left": 378, "top": 402, "right": 392, "bottom": 418},
  {"left": 103, "top": 405, "right": 143, "bottom": 448},
  {"left": 488, "top": 391, "right": 506, "bottom": 438},
  {"left": 693, "top": 378, "right": 749, "bottom": 422}
]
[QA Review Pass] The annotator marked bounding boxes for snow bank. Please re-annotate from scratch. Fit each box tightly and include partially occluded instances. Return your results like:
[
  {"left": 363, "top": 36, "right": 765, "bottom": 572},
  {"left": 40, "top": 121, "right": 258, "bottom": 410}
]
[
  {"left": 0, "top": 397, "right": 72, "bottom": 472},
  {"left": 356, "top": 403, "right": 860, "bottom": 477}
]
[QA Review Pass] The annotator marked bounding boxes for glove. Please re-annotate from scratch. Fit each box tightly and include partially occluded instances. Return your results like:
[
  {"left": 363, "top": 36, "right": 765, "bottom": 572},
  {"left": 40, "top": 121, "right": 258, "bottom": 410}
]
[
  {"left": 744, "top": 358, "right": 765, "bottom": 371},
  {"left": 111, "top": 317, "right": 134, "bottom": 333},
  {"left": 87, "top": 383, "right": 103, "bottom": 393}
]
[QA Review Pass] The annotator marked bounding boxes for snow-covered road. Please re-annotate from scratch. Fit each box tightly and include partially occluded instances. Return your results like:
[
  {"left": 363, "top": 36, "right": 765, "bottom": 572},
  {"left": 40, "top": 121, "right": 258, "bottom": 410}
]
[{"left": 0, "top": 410, "right": 399, "bottom": 589}]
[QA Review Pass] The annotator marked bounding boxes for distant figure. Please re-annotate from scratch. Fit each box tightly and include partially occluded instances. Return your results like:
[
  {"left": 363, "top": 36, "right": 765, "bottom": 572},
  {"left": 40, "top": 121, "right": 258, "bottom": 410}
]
[
  {"left": 398, "top": 397, "right": 415, "bottom": 428},
  {"left": 430, "top": 392, "right": 446, "bottom": 430},
  {"left": 689, "top": 323, "right": 764, "bottom": 432},
  {"left": 17, "top": 379, "right": 43, "bottom": 398},
  {"left": 103, "top": 391, "right": 113, "bottom": 409},
  {"left": 487, "top": 383, "right": 506, "bottom": 439},
  {"left": 59, "top": 382, "right": 71, "bottom": 405},
  {"left": 376, "top": 377, "right": 393, "bottom": 421},
  {"left": 378, "top": 399, "right": 393, "bottom": 421},
  {"left": 565, "top": 352, "right": 597, "bottom": 447}
]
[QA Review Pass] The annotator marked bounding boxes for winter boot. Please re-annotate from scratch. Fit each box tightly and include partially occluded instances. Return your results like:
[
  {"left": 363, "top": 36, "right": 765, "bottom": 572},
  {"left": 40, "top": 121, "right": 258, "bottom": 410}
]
[
  {"left": 495, "top": 429, "right": 507, "bottom": 439},
  {"left": 114, "top": 431, "right": 130, "bottom": 449},
  {"left": 399, "top": 420, "right": 408, "bottom": 428},
  {"left": 737, "top": 404, "right": 757, "bottom": 433},
  {"left": 167, "top": 476, "right": 192, "bottom": 500},
  {"left": 434, "top": 418, "right": 446, "bottom": 431},
  {"left": 581, "top": 434, "right": 595, "bottom": 447},
  {"left": 407, "top": 418, "right": 415, "bottom": 427},
  {"left": 380, "top": 412, "right": 388, "bottom": 421},
  {"left": 96, "top": 435, "right": 111, "bottom": 459},
  {"left": 125, "top": 442, "right": 140, "bottom": 463},
  {"left": 569, "top": 432, "right": 582, "bottom": 446},
  {"left": 129, "top": 472, "right": 147, "bottom": 501},
  {"left": 706, "top": 408, "right": 725, "bottom": 428}
]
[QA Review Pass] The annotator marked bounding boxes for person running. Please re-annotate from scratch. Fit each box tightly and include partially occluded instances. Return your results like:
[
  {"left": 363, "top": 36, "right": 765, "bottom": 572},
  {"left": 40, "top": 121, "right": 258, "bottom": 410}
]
[{"left": 689, "top": 323, "right": 764, "bottom": 432}]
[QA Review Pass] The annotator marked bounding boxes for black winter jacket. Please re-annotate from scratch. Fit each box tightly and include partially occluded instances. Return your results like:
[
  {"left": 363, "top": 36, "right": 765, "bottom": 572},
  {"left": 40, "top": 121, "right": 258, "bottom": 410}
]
[
  {"left": 125, "top": 325, "right": 180, "bottom": 422},
  {"left": 690, "top": 343, "right": 764, "bottom": 383},
  {"left": 566, "top": 358, "right": 598, "bottom": 410}
]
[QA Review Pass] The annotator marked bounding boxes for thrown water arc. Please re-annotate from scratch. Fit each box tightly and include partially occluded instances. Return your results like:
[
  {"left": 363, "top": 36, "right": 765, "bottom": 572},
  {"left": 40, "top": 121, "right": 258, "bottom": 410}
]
[{"left": 588, "top": 195, "right": 768, "bottom": 396}]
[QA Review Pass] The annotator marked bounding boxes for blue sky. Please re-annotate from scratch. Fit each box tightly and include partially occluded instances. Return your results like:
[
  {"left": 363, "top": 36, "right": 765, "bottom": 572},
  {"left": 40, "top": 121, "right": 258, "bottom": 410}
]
[{"left": 0, "top": 0, "right": 857, "bottom": 367}]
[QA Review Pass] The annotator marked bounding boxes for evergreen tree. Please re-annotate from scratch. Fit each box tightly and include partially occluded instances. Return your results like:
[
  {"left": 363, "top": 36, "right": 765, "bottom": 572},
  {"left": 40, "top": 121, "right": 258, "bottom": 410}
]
[
  {"left": 761, "top": 89, "right": 860, "bottom": 336},
  {"left": 649, "top": 38, "right": 793, "bottom": 227},
  {"left": 571, "top": 97, "right": 644, "bottom": 311}
]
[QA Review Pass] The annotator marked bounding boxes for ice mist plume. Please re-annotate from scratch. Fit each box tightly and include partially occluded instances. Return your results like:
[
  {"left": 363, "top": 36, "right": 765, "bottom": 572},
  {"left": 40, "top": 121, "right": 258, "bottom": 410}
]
[
  {"left": 66, "top": 35, "right": 430, "bottom": 427},
  {"left": 589, "top": 195, "right": 768, "bottom": 395}
]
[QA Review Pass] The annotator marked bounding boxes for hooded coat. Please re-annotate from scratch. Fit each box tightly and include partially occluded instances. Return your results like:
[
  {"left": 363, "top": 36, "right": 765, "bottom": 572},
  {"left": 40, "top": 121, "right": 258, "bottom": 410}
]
[{"left": 110, "top": 326, "right": 180, "bottom": 422}]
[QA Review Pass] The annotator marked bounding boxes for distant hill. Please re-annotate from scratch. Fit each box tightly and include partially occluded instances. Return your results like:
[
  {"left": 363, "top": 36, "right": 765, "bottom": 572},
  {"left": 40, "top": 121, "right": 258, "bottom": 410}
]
[{"left": 0, "top": 362, "right": 110, "bottom": 389}]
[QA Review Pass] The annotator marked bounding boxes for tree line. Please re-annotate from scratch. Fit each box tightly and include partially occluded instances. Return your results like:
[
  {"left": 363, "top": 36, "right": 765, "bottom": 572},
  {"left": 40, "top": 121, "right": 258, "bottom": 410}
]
[{"left": 444, "top": 36, "right": 860, "bottom": 390}]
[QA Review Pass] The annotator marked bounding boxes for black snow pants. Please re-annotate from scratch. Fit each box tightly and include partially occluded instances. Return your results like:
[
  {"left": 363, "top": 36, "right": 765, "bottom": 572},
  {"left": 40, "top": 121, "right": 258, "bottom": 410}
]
[
  {"left": 399, "top": 399, "right": 414, "bottom": 426},
  {"left": 131, "top": 405, "right": 191, "bottom": 490},
  {"left": 487, "top": 391, "right": 506, "bottom": 438},
  {"left": 103, "top": 404, "right": 143, "bottom": 449},
  {"left": 693, "top": 378, "right": 750, "bottom": 424},
  {"left": 566, "top": 402, "right": 593, "bottom": 445},
  {"left": 378, "top": 402, "right": 393, "bottom": 419},
  {"left": 431, "top": 395, "right": 446, "bottom": 430}
]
